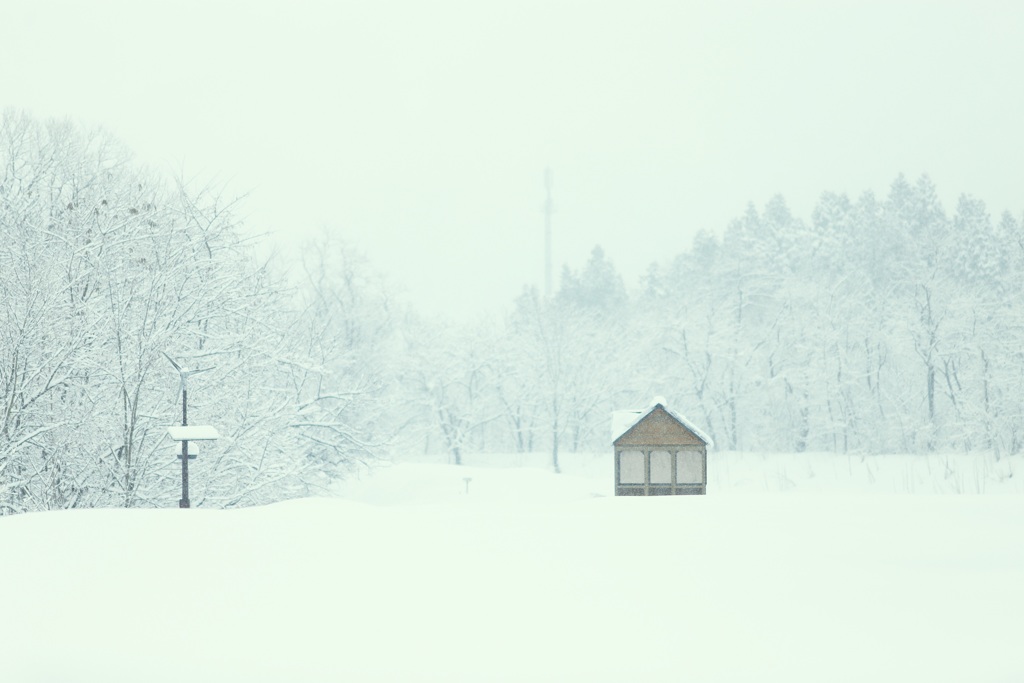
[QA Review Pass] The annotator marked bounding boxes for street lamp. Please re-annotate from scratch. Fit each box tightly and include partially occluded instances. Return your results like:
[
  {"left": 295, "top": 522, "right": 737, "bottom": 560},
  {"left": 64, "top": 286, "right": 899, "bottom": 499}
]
[{"left": 163, "top": 353, "right": 218, "bottom": 508}]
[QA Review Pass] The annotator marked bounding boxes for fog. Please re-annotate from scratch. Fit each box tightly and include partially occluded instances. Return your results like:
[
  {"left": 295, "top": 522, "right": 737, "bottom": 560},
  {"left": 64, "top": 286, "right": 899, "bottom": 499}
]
[{"left": 4, "top": 0, "right": 1022, "bottom": 317}]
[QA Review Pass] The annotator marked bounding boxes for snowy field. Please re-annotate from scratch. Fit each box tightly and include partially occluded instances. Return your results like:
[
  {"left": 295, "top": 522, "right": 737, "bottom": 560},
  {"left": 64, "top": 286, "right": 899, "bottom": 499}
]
[
  {"left": 2, "top": 452, "right": 1023, "bottom": 682},
  {"left": 378, "top": 448, "right": 1024, "bottom": 496}
]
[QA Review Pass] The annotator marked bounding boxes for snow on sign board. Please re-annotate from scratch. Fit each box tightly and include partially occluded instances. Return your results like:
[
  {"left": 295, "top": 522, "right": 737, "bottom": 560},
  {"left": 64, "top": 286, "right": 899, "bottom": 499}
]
[{"left": 167, "top": 425, "right": 220, "bottom": 441}]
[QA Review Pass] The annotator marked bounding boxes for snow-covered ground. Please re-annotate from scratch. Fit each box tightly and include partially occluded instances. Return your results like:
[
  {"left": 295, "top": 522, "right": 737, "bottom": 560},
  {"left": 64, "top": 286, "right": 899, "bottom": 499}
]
[
  {"left": 377, "top": 448, "right": 1024, "bottom": 495},
  {"left": 2, "top": 452, "right": 1022, "bottom": 682}
]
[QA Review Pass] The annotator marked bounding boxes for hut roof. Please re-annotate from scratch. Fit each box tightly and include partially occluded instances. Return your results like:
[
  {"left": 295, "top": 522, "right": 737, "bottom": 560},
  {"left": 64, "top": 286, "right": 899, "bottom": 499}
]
[{"left": 611, "top": 397, "right": 713, "bottom": 447}]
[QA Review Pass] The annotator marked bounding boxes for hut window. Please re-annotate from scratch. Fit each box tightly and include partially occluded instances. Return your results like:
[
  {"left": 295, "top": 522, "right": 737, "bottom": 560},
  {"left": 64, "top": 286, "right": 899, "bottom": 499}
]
[
  {"left": 650, "top": 450, "right": 672, "bottom": 483},
  {"left": 676, "top": 451, "right": 703, "bottom": 484},
  {"left": 619, "top": 450, "right": 645, "bottom": 484}
]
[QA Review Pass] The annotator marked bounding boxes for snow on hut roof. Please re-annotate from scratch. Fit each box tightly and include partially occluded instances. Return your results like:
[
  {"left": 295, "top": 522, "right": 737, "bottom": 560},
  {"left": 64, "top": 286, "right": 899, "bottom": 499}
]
[{"left": 611, "top": 396, "right": 713, "bottom": 447}]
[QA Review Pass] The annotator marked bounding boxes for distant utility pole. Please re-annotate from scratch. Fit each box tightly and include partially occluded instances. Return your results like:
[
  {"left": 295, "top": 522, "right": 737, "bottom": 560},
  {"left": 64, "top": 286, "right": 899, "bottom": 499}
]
[{"left": 544, "top": 167, "right": 554, "bottom": 300}]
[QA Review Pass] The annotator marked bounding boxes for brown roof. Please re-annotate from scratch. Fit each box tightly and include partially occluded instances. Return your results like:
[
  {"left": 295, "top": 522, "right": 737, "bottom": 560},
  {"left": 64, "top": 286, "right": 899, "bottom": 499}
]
[{"left": 612, "top": 403, "right": 711, "bottom": 447}]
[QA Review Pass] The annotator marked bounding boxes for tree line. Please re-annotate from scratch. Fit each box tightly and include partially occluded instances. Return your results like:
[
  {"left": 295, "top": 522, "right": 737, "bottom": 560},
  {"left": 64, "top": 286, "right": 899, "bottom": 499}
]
[
  {"left": 3, "top": 111, "right": 1022, "bottom": 513},
  {"left": 402, "top": 179, "right": 1024, "bottom": 466}
]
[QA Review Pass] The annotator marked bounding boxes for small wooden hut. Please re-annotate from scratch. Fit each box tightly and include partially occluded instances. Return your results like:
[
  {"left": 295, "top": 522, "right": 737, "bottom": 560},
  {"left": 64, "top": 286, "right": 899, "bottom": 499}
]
[{"left": 612, "top": 399, "right": 712, "bottom": 496}]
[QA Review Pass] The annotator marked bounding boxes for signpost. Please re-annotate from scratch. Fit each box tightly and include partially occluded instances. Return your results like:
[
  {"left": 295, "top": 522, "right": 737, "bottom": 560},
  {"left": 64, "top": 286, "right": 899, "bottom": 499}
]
[
  {"left": 166, "top": 426, "right": 219, "bottom": 507},
  {"left": 164, "top": 353, "right": 218, "bottom": 508}
]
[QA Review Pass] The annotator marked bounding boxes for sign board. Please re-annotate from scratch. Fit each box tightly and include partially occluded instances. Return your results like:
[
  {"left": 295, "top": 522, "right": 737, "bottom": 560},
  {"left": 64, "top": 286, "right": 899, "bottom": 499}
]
[
  {"left": 167, "top": 425, "right": 220, "bottom": 441},
  {"left": 176, "top": 442, "right": 200, "bottom": 456}
]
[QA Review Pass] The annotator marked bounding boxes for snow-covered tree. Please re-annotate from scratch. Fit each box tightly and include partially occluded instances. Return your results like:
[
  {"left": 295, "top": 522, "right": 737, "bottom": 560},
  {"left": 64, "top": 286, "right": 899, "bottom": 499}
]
[{"left": 0, "top": 112, "right": 390, "bottom": 513}]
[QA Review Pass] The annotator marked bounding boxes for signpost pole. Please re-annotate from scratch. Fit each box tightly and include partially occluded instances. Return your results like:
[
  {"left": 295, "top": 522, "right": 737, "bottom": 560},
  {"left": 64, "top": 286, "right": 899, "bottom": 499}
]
[
  {"left": 164, "top": 353, "right": 216, "bottom": 509},
  {"left": 179, "top": 383, "right": 190, "bottom": 509}
]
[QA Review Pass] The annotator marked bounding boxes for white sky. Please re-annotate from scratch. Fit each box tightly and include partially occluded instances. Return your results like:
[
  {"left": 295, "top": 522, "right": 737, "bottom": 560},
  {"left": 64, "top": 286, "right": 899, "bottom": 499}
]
[{"left": 3, "top": 1, "right": 1022, "bottom": 317}]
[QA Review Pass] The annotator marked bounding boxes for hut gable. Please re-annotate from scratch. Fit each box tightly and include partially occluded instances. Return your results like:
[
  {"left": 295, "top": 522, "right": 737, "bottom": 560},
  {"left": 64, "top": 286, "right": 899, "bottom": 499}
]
[{"left": 612, "top": 403, "right": 711, "bottom": 448}]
